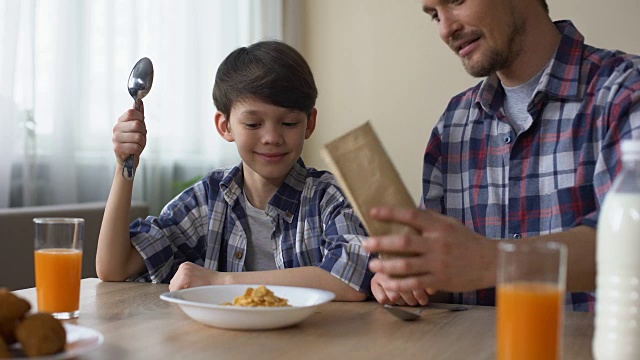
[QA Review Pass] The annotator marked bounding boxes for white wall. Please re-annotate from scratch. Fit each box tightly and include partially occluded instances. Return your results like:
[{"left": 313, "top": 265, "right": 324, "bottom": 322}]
[{"left": 300, "top": 0, "right": 640, "bottom": 202}]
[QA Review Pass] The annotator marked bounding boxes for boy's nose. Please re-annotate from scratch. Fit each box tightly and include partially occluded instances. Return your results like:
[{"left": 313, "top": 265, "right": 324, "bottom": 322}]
[{"left": 262, "top": 127, "right": 284, "bottom": 145}]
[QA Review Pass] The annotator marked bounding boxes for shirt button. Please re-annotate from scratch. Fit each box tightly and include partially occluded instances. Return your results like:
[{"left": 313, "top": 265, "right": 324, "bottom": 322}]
[
  {"left": 285, "top": 211, "right": 293, "bottom": 218},
  {"left": 234, "top": 251, "right": 243, "bottom": 259},
  {"left": 512, "top": 233, "right": 522, "bottom": 239},
  {"left": 504, "top": 136, "right": 512, "bottom": 144}
]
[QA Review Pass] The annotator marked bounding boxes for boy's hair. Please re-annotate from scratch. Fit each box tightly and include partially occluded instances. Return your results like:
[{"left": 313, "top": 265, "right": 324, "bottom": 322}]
[{"left": 213, "top": 40, "right": 318, "bottom": 120}]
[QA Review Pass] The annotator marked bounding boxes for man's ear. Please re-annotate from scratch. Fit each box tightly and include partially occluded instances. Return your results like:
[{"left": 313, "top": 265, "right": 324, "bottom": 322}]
[
  {"left": 305, "top": 108, "right": 317, "bottom": 139},
  {"left": 215, "top": 111, "right": 234, "bottom": 142}
]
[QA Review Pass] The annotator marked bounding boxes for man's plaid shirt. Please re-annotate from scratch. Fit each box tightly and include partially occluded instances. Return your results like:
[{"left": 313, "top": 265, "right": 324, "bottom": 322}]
[{"left": 421, "top": 21, "right": 640, "bottom": 311}]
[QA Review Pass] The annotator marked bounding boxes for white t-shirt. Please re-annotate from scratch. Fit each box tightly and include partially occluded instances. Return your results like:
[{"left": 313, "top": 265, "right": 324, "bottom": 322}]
[{"left": 242, "top": 191, "right": 278, "bottom": 271}]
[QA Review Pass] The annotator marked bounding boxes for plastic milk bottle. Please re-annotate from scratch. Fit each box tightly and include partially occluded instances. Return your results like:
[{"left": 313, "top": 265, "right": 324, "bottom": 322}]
[{"left": 593, "top": 140, "right": 640, "bottom": 359}]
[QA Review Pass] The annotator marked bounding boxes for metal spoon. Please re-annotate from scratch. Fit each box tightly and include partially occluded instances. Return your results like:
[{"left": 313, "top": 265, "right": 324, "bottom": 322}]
[
  {"left": 123, "top": 57, "right": 154, "bottom": 181},
  {"left": 383, "top": 303, "right": 469, "bottom": 321}
]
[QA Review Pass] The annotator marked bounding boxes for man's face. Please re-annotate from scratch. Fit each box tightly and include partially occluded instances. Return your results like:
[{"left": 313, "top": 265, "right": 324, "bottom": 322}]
[{"left": 422, "top": 0, "right": 526, "bottom": 78}]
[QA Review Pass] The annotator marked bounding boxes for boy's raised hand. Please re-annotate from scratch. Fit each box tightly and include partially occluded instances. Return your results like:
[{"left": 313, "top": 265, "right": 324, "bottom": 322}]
[{"left": 113, "top": 101, "right": 147, "bottom": 168}]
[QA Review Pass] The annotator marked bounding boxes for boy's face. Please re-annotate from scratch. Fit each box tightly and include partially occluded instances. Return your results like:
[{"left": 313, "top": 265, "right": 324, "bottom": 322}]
[
  {"left": 215, "top": 98, "right": 316, "bottom": 186},
  {"left": 422, "top": 0, "right": 527, "bottom": 78}
]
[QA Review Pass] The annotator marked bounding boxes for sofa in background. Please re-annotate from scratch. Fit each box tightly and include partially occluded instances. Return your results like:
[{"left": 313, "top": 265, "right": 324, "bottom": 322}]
[{"left": 0, "top": 201, "right": 149, "bottom": 290}]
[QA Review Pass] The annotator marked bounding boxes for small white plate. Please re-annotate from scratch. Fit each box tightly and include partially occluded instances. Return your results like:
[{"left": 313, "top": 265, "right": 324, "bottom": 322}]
[
  {"left": 9, "top": 323, "right": 104, "bottom": 359},
  {"left": 160, "top": 284, "right": 335, "bottom": 330}
]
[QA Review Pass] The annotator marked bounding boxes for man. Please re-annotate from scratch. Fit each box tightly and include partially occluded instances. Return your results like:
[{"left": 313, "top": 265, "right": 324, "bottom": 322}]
[{"left": 363, "top": 0, "right": 640, "bottom": 311}]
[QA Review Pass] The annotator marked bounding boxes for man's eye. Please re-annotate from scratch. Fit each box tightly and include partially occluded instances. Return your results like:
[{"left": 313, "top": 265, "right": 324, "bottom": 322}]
[{"left": 427, "top": 11, "right": 439, "bottom": 22}]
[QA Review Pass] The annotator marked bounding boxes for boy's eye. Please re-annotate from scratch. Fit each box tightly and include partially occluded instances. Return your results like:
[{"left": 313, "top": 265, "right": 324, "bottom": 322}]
[
  {"left": 243, "top": 123, "right": 260, "bottom": 129},
  {"left": 282, "top": 122, "right": 299, "bottom": 127}
]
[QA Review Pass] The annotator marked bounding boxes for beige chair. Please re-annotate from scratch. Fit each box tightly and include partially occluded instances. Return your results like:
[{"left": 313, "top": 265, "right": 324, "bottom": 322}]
[{"left": 0, "top": 201, "right": 149, "bottom": 290}]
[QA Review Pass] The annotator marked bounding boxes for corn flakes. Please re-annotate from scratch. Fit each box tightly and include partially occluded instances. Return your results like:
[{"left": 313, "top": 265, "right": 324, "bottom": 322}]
[{"left": 222, "top": 286, "right": 290, "bottom": 307}]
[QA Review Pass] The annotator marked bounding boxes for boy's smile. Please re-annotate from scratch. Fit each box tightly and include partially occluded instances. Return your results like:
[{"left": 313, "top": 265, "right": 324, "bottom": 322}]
[{"left": 255, "top": 151, "right": 287, "bottom": 162}]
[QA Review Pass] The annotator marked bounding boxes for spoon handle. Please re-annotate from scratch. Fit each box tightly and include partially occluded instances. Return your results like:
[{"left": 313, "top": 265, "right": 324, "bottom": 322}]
[
  {"left": 122, "top": 99, "right": 142, "bottom": 181},
  {"left": 122, "top": 155, "right": 135, "bottom": 180}
]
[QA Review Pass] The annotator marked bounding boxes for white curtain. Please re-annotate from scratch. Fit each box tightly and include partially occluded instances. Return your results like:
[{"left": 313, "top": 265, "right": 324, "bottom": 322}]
[{"left": 0, "top": 0, "right": 286, "bottom": 214}]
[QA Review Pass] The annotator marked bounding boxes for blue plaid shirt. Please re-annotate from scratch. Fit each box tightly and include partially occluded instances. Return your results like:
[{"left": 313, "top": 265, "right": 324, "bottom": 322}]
[
  {"left": 421, "top": 21, "right": 640, "bottom": 311},
  {"left": 129, "top": 159, "right": 373, "bottom": 295}
]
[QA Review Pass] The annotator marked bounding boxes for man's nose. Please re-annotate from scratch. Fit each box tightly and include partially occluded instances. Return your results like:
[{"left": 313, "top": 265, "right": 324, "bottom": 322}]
[{"left": 438, "top": 11, "right": 463, "bottom": 45}]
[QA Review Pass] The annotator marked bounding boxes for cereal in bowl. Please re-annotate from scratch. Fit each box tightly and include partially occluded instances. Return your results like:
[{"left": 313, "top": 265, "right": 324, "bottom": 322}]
[{"left": 223, "top": 286, "right": 290, "bottom": 307}]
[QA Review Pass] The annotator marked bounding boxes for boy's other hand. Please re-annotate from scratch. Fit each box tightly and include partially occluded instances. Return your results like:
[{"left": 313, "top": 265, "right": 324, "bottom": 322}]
[
  {"left": 113, "top": 102, "right": 147, "bottom": 167},
  {"left": 371, "top": 273, "right": 430, "bottom": 306},
  {"left": 169, "top": 262, "right": 221, "bottom": 292}
]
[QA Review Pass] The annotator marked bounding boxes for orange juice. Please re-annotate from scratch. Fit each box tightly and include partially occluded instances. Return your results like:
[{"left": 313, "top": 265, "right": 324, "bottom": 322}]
[
  {"left": 497, "top": 281, "right": 564, "bottom": 360},
  {"left": 35, "top": 249, "right": 83, "bottom": 313}
]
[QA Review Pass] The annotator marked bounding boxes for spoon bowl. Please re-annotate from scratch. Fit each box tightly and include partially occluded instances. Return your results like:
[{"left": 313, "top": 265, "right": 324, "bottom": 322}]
[
  {"left": 128, "top": 57, "right": 154, "bottom": 101},
  {"left": 123, "top": 57, "right": 154, "bottom": 180}
]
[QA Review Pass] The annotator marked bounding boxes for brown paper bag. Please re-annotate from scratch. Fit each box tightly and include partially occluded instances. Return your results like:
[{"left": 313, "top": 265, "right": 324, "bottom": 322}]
[{"left": 320, "top": 121, "right": 419, "bottom": 237}]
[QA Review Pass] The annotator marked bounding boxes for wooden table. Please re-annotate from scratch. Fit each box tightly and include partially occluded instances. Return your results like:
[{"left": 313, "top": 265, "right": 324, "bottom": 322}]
[{"left": 14, "top": 278, "right": 594, "bottom": 359}]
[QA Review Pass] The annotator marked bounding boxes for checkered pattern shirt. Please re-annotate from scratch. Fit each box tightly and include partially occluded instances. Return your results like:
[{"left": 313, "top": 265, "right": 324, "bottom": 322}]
[
  {"left": 129, "top": 159, "right": 373, "bottom": 295},
  {"left": 421, "top": 21, "right": 640, "bottom": 311}
]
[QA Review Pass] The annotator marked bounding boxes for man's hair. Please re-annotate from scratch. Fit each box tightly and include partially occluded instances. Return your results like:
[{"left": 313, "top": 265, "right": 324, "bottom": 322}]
[{"left": 213, "top": 40, "right": 318, "bottom": 120}]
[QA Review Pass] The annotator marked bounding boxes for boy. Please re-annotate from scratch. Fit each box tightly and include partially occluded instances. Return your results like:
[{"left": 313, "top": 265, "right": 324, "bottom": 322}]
[{"left": 96, "top": 40, "right": 372, "bottom": 301}]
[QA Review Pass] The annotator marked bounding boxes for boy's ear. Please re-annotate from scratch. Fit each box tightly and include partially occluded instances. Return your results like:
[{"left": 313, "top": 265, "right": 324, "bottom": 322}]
[
  {"left": 305, "top": 108, "right": 317, "bottom": 139},
  {"left": 215, "top": 111, "right": 234, "bottom": 142}
]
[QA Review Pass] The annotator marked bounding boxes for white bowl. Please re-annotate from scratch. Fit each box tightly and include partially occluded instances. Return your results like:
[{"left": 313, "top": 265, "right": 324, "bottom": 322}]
[{"left": 160, "top": 284, "right": 335, "bottom": 330}]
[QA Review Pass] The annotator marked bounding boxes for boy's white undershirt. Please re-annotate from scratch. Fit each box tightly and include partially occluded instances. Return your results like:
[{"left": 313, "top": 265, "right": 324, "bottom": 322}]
[{"left": 242, "top": 190, "right": 278, "bottom": 271}]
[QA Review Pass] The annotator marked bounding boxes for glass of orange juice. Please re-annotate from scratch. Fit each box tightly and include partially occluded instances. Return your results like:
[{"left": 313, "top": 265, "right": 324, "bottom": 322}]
[
  {"left": 33, "top": 217, "right": 84, "bottom": 319},
  {"left": 496, "top": 240, "right": 567, "bottom": 360}
]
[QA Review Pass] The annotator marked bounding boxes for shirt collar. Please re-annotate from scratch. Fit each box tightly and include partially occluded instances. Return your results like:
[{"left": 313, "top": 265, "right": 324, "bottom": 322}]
[
  {"left": 219, "top": 158, "right": 307, "bottom": 223},
  {"left": 476, "top": 20, "right": 585, "bottom": 115}
]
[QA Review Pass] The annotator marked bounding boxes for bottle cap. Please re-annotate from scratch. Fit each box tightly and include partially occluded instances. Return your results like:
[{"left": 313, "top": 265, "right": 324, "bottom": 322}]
[{"left": 621, "top": 139, "right": 640, "bottom": 160}]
